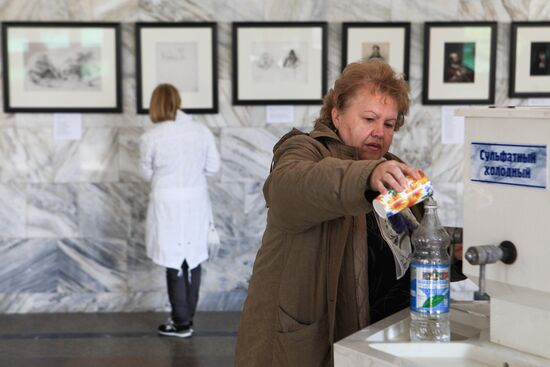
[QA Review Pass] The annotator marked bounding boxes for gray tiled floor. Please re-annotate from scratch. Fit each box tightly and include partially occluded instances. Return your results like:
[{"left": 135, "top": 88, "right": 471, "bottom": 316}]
[{"left": 0, "top": 311, "right": 241, "bottom": 367}]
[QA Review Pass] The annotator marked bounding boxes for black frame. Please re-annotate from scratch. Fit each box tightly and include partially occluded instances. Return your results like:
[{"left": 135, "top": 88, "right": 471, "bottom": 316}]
[
  {"left": 509, "top": 21, "right": 550, "bottom": 98},
  {"left": 232, "top": 21, "right": 328, "bottom": 105},
  {"left": 342, "top": 22, "right": 410, "bottom": 80},
  {"left": 1, "top": 21, "right": 122, "bottom": 113},
  {"left": 422, "top": 21, "right": 497, "bottom": 105},
  {"left": 135, "top": 22, "right": 218, "bottom": 114}
]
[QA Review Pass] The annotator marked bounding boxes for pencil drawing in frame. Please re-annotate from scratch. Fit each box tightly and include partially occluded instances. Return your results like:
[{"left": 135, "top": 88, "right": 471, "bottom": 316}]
[
  {"left": 1, "top": 21, "right": 121, "bottom": 113},
  {"left": 135, "top": 22, "right": 218, "bottom": 114},
  {"left": 232, "top": 22, "right": 327, "bottom": 105}
]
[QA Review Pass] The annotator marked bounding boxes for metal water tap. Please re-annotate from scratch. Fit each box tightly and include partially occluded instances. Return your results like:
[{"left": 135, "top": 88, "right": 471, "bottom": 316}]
[{"left": 464, "top": 241, "right": 517, "bottom": 300}]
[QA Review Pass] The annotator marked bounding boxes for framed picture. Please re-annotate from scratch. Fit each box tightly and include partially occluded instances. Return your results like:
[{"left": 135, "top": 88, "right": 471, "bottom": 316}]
[
  {"left": 232, "top": 22, "right": 327, "bottom": 105},
  {"left": 509, "top": 22, "right": 550, "bottom": 98},
  {"left": 423, "top": 22, "right": 497, "bottom": 105},
  {"left": 342, "top": 22, "right": 410, "bottom": 79},
  {"left": 1, "top": 22, "right": 121, "bottom": 113},
  {"left": 135, "top": 22, "right": 218, "bottom": 114}
]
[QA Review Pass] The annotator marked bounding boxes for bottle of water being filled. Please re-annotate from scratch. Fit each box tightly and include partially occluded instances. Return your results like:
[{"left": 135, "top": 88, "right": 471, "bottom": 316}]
[{"left": 409, "top": 197, "right": 451, "bottom": 342}]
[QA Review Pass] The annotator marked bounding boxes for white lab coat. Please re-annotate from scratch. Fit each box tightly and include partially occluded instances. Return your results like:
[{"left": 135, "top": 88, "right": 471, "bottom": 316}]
[{"left": 139, "top": 111, "right": 220, "bottom": 270}]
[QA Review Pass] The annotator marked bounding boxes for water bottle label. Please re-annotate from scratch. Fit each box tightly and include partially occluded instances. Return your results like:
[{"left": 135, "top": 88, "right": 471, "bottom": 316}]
[{"left": 410, "top": 262, "right": 450, "bottom": 314}]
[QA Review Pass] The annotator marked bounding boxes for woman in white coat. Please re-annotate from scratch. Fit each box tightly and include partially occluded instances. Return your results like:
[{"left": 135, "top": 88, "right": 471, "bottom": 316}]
[{"left": 139, "top": 84, "right": 220, "bottom": 338}]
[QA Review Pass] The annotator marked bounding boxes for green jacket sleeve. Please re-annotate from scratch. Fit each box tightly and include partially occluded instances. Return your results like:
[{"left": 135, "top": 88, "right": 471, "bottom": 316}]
[{"left": 266, "top": 134, "right": 384, "bottom": 233}]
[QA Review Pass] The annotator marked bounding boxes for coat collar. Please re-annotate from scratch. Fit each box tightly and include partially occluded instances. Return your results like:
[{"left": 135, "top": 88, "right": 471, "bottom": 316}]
[{"left": 310, "top": 121, "right": 358, "bottom": 160}]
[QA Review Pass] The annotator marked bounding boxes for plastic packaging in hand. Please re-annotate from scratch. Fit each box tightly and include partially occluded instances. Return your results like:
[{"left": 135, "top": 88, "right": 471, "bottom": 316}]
[
  {"left": 374, "top": 208, "right": 419, "bottom": 279},
  {"left": 373, "top": 171, "right": 433, "bottom": 219}
]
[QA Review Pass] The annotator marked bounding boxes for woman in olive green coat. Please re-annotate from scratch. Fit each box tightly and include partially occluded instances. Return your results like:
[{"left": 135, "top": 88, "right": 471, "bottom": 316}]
[{"left": 235, "top": 60, "right": 422, "bottom": 367}]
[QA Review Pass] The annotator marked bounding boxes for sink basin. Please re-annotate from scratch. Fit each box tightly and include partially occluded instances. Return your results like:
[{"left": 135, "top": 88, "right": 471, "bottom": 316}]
[
  {"left": 370, "top": 343, "right": 519, "bottom": 367},
  {"left": 334, "top": 303, "right": 550, "bottom": 367},
  {"left": 365, "top": 302, "right": 488, "bottom": 343},
  {"left": 365, "top": 317, "right": 476, "bottom": 343}
]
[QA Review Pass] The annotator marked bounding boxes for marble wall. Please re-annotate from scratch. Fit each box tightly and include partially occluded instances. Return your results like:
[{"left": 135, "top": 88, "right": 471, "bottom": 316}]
[{"left": 0, "top": 0, "right": 548, "bottom": 313}]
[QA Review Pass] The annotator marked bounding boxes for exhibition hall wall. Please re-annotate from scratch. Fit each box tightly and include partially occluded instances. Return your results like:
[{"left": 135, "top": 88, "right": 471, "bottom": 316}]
[{"left": 0, "top": 0, "right": 548, "bottom": 313}]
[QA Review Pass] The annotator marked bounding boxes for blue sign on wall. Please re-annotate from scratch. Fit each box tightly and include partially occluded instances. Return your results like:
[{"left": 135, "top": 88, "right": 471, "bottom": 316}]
[{"left": 470, "top": 142, "right": 547, "bottom": 189}]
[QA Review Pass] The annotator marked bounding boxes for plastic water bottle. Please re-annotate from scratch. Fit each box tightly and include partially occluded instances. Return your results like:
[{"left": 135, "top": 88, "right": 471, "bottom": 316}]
[{"left": 409, "top": 197, "right": 451, "bottom": 342}]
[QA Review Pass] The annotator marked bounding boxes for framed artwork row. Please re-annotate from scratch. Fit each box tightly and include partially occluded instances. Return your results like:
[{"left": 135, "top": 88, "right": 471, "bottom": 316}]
[{"left": 1, "top": 21, "right": 549, "bottom": 113}]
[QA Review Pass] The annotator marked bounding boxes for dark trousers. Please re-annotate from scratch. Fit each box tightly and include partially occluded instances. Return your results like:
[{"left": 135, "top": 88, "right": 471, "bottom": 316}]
[{"left": 166, "top": 261, "right": 202, "bottom": 327}]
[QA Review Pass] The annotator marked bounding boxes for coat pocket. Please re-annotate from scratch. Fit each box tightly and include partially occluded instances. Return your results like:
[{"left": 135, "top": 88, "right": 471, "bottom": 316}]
[{"left": 273, "top": 307, "right": 330, "bottom": 367}]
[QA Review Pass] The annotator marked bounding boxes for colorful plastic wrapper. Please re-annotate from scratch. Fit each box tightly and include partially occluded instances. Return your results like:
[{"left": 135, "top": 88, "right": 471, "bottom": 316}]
[{"left": 373, "top": 172, "right": 433, "bottom": 219}]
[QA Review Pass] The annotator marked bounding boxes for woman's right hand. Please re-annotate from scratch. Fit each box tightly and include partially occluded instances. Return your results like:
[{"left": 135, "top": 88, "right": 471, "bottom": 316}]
[{"left": 369, "top": 161, "right": 422, "bottom": 195}]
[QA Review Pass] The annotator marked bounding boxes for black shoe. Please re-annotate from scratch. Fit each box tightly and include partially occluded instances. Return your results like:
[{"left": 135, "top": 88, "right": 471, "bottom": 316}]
[{"left": 157, "top": 320, "right": 193, "bottom": 338}]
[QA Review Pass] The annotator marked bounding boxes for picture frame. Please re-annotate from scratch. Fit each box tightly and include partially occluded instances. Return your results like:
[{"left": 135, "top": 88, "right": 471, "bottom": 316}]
[
  {"left": 342, "top": 22, "right": 410, "bottom": 79},
  {"left": 135, "top": 22, "right": 218, "bottom": 114},
  {"left": 422, "top": 22, "right": 497, "bottom": 105},
  {"left": 232, "top": 22, "right": 327, "bottom": 105},
  {"left": 509, "top": 21, "right": 550, "bottom": 98},
  {"left": 1, "top": 22, "right": 121, "bottom": 113}
]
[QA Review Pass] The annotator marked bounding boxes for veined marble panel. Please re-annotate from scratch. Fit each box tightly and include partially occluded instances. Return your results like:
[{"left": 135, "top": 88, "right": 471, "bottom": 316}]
[
  {"left": 0, "top": 184, "right": 26, "bottom": 238},
  {"left": 266, "top": 0, "right": 327, "bottom": 20},
  {"left": 119, "top": 291, "right": 168, "bottom": 312},
  {"left": 216, "top": 80, "right": 261, "bottom": 128},
  {"left": 127, "top": 239, "right": 150, "bottom": 271},
  {"left": 0, "top": 0, "right": 91, "bottom": 20},
  {"left": 528, "top": 0, "right": 550, "bottom": 19},
  {"left": 81, "top": 80, "right": 139, "bottom": 129},
  {"left": 27, "top": 184, "right": 78, "bottom": 238},
  {"left": 54, "top": 128, "right": 118, "bottom": 183},
  {"left": 422, "top": 106, "right": 463, "bottom": 184},
  {"left": 208, "top": 181, "right": 245, "bottom": 239},
  {"left": 58, "top": 238, "right": 127, "bottom": 292},
  {"left": 0, "top": 239, "right": 58, "bottom": 293},
  {"left": 327, "top": 0, "right": 391, "bottom": 21},
  {"left": 78, "top": 183, "right": 132, "bottom": 238},
  {"left": 198, "top": 288, "right": 248, "bottom": 311},
  {"left": 391, "top": 103, "right": 437, "bottom": 173},
  {"left": 128, "top": 182, "right": 149, "bottom": 241},
  {"left": 0, "top": 128, "right": 53, "bottom": 183},
  {"left": 429, "top": 140, "right": 464, "bottom": 184},
  {"left": 139, "top": 0, "right": 216, "bottom": 21},
  {"left": 432, "top": 182, "right": 463, "bottom": 228},
  {"left": 0, "top": 89, "right": 14, "bottom": 127},
  {"left": 201, "top": 236, "right": 261, "bottom": 311},
  {"left": 119, "top": 127, "right": 145, "bottom": 183},
  {"left": 408, "top": 23, "right": 423, "bottom": 83},
  {"left": 496, "top": 78, "right": 525, "bottom": 106},
  {"left": 127, "top": 262, "right": 166, "bottom": 292},
  {"left": 220, "top": 127, "right": 280, "bottom": 183},
  {"left": 0, "top": 291, "right": 167, "bottom": 313},
  {"left": 92, "top": 0, "right": 139, "bottom": 21},
  {"left": 222, "top": 0, "right": 265, "bottom": 21},
  {"left": 458, "top": 0, "right": 523, "bottom": 21},
  {"left": 496, "top": 23, "right": 509, "bottom": 81},
  {"left": 391, "top": 0, "right": 456, "bottom": 21},
  {"left": 217, "top": 22, "right": 231, "bottom": 81},
  {"left": 14, "top": 114, "right": 57, "bottom": 128},
  {"left": 81, "top": 113, "right": 129, "bottom": 129},
  {"left": 328, "top": 22, "right": 342, "bottom": 86},
  {"left": 242, "top": 181, "right": 268, "bottom": 239}
]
